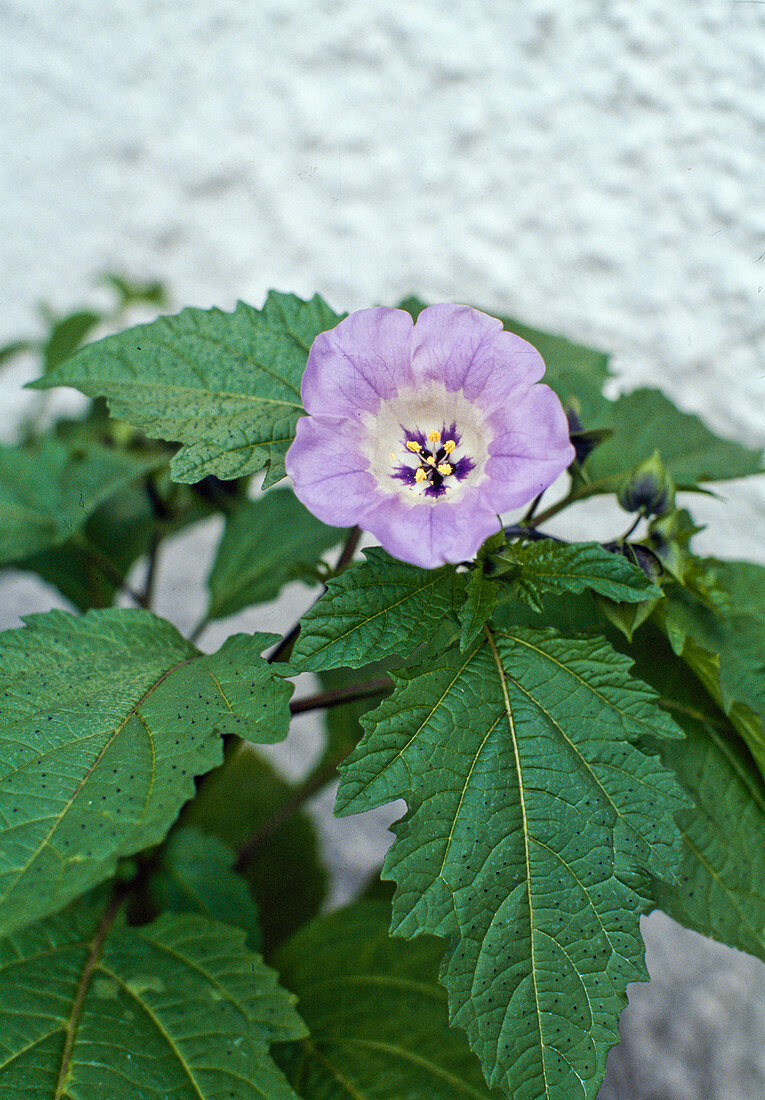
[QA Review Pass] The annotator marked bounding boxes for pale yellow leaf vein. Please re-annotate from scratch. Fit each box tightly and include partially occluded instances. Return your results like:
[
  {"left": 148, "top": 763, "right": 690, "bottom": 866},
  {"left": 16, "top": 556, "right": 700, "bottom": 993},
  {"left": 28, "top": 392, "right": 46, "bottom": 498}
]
[{"left": 483, "top": 625, "right": 550, "bottom": 1097}]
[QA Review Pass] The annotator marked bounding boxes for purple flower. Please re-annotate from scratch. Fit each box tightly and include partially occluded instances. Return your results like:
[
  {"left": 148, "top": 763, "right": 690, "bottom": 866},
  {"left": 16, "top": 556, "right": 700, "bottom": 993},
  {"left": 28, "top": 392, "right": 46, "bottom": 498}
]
[{"left": 285, "top": 304, "right": 576, "bottom": 569}]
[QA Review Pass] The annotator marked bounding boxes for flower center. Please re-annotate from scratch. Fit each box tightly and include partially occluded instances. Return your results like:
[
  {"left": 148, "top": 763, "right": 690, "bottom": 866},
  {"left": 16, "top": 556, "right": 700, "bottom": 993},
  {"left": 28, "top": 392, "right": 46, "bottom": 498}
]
[
  {"left": 359, "top": 383, "right": 489, "bottom": 504},
  {"left": 390, "top": 423, "right": 476, "bottom": 499}
]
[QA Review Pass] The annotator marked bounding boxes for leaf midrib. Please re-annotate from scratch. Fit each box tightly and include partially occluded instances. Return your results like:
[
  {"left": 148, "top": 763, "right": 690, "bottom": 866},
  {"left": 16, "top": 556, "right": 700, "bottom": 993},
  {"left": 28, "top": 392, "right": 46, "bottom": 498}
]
[
  {"left": 54, "top": 895, "right": 121, "bottom": 1099},
  {"left": 482, "top": 625, "right": 550, "bottom": 1097},
  {"left": 513, "top": 565, "right": 655, "bottom": 599},
  {"left": 172, "top": 326, "right": 304, "bottom": 399},
  {"left": 501, "top": 645, "right": 674, "bottom": 876},
  {"left": 75, "top": 328, "right": 305, "bottom": 405},
  {"left": 98, "top": 375, "right": 303, "bottom": 411}
]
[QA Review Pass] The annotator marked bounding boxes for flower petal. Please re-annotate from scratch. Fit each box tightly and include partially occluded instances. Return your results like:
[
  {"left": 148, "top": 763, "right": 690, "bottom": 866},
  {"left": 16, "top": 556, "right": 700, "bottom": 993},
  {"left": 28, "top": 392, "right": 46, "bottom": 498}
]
[
  {"left": 301, "top": 307, "right": 414, "bottom": 419},
  {"left": 478, "top": 384, "right": 576, "bottom": 512},
  {"left": 286, "top": 415, "right": 379, "bottom": 527},
  {"left": 410, "top": 304, "right": 546, "bottom": 408},
  {"left": 288, "top": 303, "right": 577, "bottom": 569},
  {"left": 363, "top": 493, "right": 502, "bottom": 569}
]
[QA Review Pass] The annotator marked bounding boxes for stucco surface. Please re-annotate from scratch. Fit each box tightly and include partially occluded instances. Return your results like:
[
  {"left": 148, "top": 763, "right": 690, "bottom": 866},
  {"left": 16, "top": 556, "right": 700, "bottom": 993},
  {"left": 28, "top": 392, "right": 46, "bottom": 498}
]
[{"left": 1, "top": 2, "right": 763, "bottom": 1096}]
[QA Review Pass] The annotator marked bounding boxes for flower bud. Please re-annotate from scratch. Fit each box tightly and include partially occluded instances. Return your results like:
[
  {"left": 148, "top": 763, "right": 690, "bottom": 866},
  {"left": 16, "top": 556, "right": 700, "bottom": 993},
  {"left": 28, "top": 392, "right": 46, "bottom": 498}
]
[
  {"left": 565, "top": 401, "right": 583, "bottom": 436},
  {"left": 617, "top": 450, "right": 674, "bottom": 516},
  {"left": 627, "top": 543, "right": 664, "bottom": 584}
]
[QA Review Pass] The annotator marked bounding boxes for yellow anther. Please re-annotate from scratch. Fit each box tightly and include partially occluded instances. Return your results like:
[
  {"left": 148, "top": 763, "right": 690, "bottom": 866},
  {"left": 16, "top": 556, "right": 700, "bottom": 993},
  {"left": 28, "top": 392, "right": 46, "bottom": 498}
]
[
  {"left": 406, "top": 440, "right": 422, "bottom": 453},
  {"left": 443, "top": 440, "right": 456, "bottom": 454},
  {"left": 437, "top": 463, "right": 452, "bottom": 476},
  {"left": 428, "top": 430, "right": 441, "bottom": 444},
  {"left": 414, "top": 467, "right": 427, "bottom": 483},
  {"left": 390, "top": 452, "right": 397, "bottom": 462},
  {"left": 425, "top": 455, "right": 436, "bottom": 466}
]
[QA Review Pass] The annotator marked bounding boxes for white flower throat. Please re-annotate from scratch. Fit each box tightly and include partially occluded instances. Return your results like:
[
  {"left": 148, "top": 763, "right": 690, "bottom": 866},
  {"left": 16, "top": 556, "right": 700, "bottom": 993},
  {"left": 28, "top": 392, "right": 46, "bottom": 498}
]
[{"left": 362, "top": 384, "right": 490, "bottom": 504}]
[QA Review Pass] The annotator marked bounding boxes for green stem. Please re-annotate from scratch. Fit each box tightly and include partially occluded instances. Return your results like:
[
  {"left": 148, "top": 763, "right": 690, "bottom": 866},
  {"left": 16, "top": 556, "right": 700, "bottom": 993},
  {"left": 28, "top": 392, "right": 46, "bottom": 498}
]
[
  {"left": 618, "top": 514, "right": 644, "bottom": 544},
  {"left": 526, "top": 482, "right": 603, "bottom": 527},
  {"left": 657, "top": 696, "right": 727, "bottom": 731},
  {"left": 268, "top": 525, "right": 362, "bottom": 664},
  {"left": 331, "top": 525, "right": 362, "bottom": 574},
  {"left": 139, "top": 531, "right": 161, "bottom": 609},
  {"left": 525, "top": 494, "right": 576, "bottom": 528},
  {"left": 290, "top": 677, "right": 392, "bottom": 715},
  {"left": 520, "top": 491, "right": 545, "bottom": 525},
  {"left": 188, "top": 616, "right": 209, "bottom": 646},
  {"left": 266, "top": 620, "right": 301, "bottom": 665},
  {"left": 234, "top": 673, "right": 392, "bottom": 871}
]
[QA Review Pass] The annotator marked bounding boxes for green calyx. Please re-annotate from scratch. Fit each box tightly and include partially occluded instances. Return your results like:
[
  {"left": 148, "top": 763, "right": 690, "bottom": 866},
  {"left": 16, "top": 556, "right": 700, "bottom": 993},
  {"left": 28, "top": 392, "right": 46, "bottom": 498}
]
[{"left": 617, "top": 449, "right": 675, "bottom": 517}]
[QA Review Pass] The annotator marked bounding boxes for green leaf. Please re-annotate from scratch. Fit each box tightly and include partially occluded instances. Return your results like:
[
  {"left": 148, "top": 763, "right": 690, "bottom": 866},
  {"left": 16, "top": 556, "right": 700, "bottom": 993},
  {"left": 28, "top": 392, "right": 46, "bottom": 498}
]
[
  {"left": 206, "top": 488, "right": 346, "bottom": 621},
  {"left": 181, "top": 743, "right": 326, "bottom": 955},
  {"left": 595, "top": 592, "right": 661, "bottom": 642},
  {"left": 273, "top": 900, "right": 502, "bottom": 1098},
  {"left": 292, "top": 547, "right": 464, "bottom": 672},
  {"left": 336, "top": 628, "right": 686, "bottom": 1099},
  {"left": 654, "top": 716, "right": 765, "bottom": 964},
  {"left": 458, "top": 569, "right": 501, "bottom": 652},
  {"left": 0, "top": 902, "right": 303, "bottom": 1098},
  {"left": 33, "top": 291, "right": 343, "bottom": 487},
  {"left": 656, "top": 560, "right": 765, "bottom": 779},
  {"left": 396, "top": 297, "right": 429, "bottom": 320},
  {"left": 585, "top": 389, "right": 763, "bottom": 492},
  {"left": 100, "top": 272, "right": 168, "bottom": 309},
  {"left": 619, "top": 627, "right": 765, "bottom": 963},
  {"left": 0, "top": 340, "right": 34, "bottom": 368},
  {"left": 42, "top": 310, "right": 102, "bottom": 374},
  {"left": 0, "top": 438, "right": 160, "bottom": 565},
  {"left": 147, "top": 827, "right": 261, "bottom": 950},
  {"left": 494, "top": 316, "right": 611, "bottom": 426},
  {"left": 0, "top": 610, "right": 292, "bottom": 934},
  {"left": 495, "top": 595, "right": 765, "bottom": 963},
  {"left": 16, "top": 484, "right": 156, "bottom": 610},
  {"left": 398, "top": 296, "right": 612, "bottom": 425},
  {"left": 606, "top": 621, "right": 765, "bottom": 957},
  {"left": 492, "top": 539, "right": 661, "bottom": 613}
]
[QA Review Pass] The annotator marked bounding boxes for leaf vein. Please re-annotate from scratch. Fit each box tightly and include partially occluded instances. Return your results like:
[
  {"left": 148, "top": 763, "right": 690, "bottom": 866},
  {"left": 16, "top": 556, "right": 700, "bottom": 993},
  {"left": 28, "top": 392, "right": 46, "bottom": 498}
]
[{"left": 483, "top": 625, "right": 550, "bottom": 1097}]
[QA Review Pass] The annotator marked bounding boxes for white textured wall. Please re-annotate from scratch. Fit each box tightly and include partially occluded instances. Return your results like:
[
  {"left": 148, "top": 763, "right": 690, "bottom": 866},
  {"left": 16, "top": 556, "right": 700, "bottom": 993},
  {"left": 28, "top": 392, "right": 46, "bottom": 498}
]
[
  {"left": 2, "top": 2, "right": 764, "bottom": 425},
  {"left": 1, "top": 3, "right": 764, "bottom": 1096},
  {"left": 3, "top": 0, "right": 764, "bottom": 546}
]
